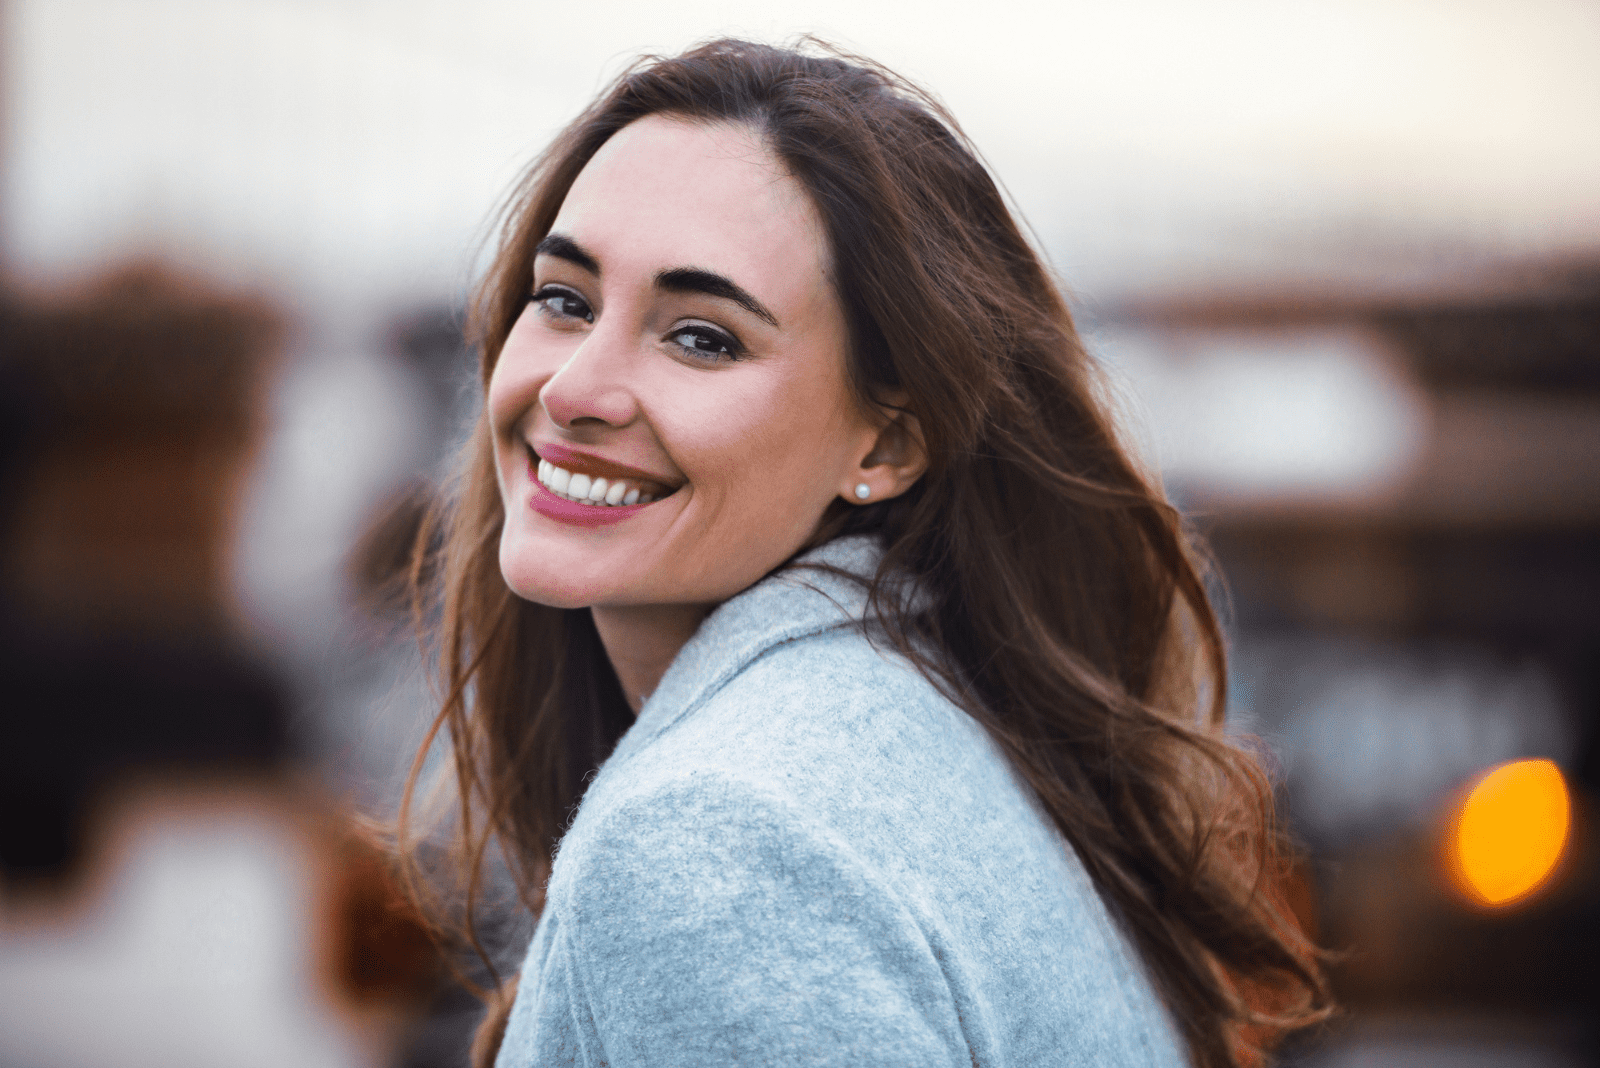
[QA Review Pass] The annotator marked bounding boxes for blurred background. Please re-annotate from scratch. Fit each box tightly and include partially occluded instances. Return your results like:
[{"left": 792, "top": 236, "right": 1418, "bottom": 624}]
[{"left": 1, "top": 1, "right": 1595, "bottom": 1065}]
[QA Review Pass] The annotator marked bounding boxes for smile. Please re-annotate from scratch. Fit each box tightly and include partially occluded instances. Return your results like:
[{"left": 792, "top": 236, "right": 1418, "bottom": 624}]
[
  {"left": 537, "top": 458, "right": 659, "bottom": 506},
  {"left": 524, "top": 443, "right": 682, "bottom": 527}
]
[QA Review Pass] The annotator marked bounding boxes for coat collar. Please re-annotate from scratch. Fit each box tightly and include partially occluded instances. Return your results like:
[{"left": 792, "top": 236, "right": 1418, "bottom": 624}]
[{"left": 604, "top": 534, "right": 884, "bottom": 767}]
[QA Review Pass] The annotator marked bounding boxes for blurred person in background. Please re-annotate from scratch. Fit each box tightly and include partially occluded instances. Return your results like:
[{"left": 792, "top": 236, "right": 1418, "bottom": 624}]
[
  {"left": 399, "top": 39, "right": 1332, "bottom": 1068},
  {"left": 0, "top": 266, "right": 437, "bottom": 1067}
]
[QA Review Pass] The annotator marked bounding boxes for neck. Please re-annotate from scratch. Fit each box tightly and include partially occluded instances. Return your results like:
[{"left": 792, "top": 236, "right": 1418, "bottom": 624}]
[{"left": 590, "top": 603, "right": 712, "bottom": 714}]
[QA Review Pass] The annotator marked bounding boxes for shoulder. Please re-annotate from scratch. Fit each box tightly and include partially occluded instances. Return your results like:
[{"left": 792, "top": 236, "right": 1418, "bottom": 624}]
[
  {"left": 563, "top": 620, "right": 1056, "bottom": 920},
  {"left": 559, "top": 766, "right": 882, "bottom": 917},
  {"left": 550, "top": 625, "right": 993, "bottom": 924},
  {"left": 541, "top": 767, "right": 969, "bottom": 1066}
]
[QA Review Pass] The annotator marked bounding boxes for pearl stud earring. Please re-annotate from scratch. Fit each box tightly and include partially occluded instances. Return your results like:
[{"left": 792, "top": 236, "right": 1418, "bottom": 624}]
[{"left": 854, "top": 483, "right": 871, "bottom": 500}]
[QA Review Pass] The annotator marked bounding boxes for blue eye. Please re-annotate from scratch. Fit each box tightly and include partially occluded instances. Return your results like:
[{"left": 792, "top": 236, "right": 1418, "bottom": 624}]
[
  {"left": 531, "top": 286, "right": 593, "bottom": 324},
  {"left": 669, "top": 325, "right": 742, "bottom": 361}
]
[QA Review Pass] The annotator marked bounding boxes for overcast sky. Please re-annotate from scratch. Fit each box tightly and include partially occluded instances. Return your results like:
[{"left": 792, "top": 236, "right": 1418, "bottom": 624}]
[{"left": 5, "top": 0, "right": 1599, "bottom": 318}]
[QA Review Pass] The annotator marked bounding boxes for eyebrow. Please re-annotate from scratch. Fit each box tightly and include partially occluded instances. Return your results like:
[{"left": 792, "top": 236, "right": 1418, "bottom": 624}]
[
  {"left": 536, "top": 232, "right": 779, "bottom": 329},
  {"left": 535, "top": 233, "right": 600, "bottom": 275},
  {"left": 655, "top": 267, "right": 779, "bottom": 328}
]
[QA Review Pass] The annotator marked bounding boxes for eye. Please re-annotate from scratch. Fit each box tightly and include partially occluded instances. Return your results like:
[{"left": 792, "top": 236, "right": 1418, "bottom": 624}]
[
  {"left": 531, "top": 285, "right": 594, "bottom": 324},
  {"left": 668, "top": 324, "right": 743, "bottom": 362}
]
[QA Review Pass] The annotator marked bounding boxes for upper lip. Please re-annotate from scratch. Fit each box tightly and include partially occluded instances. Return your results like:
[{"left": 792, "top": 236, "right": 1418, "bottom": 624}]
[{"left": 530, "top": 441, "right": 682, "bottom": 492}]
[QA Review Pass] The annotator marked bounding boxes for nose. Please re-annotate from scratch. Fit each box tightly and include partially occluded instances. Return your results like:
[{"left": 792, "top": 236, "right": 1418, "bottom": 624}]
[{"left": 538, "top": 323, "right": 642, "bottom": 431}]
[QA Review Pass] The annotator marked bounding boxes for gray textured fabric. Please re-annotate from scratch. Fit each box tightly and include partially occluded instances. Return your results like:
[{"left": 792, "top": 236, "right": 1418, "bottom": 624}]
[{"left": 496, "top": 535, "right": 1186, "bottom": 1067}]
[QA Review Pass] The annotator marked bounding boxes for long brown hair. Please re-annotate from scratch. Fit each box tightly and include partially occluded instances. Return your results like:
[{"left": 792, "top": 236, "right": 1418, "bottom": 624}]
[{"left": 401, "top": 37, "right": 1331, "bottom": 1068}]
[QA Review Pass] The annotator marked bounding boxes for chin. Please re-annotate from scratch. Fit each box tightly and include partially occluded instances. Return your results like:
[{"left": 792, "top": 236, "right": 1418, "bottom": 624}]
[
  {"left": 504, "top": 576, "right": 595, "bottom": 610},
  {"left": 499, "top": 539, "right": 613, "bottom": 610}
]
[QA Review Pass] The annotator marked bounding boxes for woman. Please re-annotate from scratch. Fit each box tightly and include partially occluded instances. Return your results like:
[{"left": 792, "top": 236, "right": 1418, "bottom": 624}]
[{"left": 401, "top": 38, "right": 1329, "bottom": 1068}]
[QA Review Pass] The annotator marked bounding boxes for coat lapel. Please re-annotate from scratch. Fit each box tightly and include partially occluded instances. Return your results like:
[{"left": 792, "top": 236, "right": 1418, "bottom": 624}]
[{"left": 603, "top": 535, "right": 883, "bottom": 769}]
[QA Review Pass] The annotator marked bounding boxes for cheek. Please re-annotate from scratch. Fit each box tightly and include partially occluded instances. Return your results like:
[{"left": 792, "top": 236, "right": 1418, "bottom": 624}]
[
  {"left": 665, "top": 370, "right": 856, "bottom": 520},
  {"left": 486, "top": 355, "right": 532, "bottom": 439},
  {"left": 488, "top": 313, "right": 562, "bottom": 438},
  {"left": 484, "top": 369, "right": 524, "bottom": 504}
]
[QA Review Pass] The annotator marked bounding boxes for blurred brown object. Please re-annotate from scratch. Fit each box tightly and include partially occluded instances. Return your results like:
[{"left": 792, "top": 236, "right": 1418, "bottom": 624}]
[
  {"left": 0, "top": 263, "right": 448, "bottom": 1067},
  {"left": 0, "top": 262, "right": 288, "bottom": 893},
  {"left": 0, "top": 261, "right": 281, "bottom": 630}
]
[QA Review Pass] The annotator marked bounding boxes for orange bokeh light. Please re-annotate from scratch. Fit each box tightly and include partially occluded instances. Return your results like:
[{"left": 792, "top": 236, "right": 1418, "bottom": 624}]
[{"left": 1447, "top": 758, "right": 1571, "bottom": 908}]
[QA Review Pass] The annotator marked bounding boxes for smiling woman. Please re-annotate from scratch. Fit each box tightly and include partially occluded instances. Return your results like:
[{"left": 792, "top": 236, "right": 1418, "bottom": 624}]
[{"left": 399, "top": 38, "right": 1330, "bottom": 1068}]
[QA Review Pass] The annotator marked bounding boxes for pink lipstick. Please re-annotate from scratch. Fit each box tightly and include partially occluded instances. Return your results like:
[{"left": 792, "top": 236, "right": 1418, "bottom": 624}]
[{"left": 526, "top": 447, "right": 672, "bottom": 528}]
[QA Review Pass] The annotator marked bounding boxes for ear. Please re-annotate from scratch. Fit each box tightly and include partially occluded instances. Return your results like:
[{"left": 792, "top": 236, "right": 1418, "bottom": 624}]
[{"left": 839, "top": 393, "right": 928, "bottom": 505}]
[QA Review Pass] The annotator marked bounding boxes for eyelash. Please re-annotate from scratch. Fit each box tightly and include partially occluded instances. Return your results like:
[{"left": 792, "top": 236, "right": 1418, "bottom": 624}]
[
  {"left": 530, "top": 284, "right": 593, "bottom": 324},
  {"left": 528, "top": 284, "right": 746, "bottom": 362},
  {"left": 665, "top": 323, "right": 745, "bottom": 362}
]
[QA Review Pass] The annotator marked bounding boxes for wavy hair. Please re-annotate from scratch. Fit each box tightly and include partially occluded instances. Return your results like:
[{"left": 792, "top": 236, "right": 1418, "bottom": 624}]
[{"left": 399, "top": 37, "right": 1331, "bottom": 1068}]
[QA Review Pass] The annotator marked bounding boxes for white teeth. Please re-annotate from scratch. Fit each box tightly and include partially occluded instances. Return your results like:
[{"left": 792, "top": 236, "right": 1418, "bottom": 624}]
[{"left": 535, "top": 458, "right": 668, "bottom": 507}]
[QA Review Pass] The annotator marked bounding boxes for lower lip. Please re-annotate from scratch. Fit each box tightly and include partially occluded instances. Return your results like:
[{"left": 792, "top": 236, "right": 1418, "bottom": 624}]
[{"left": 530, "top": 477, "right": 659, "bottom": 527}]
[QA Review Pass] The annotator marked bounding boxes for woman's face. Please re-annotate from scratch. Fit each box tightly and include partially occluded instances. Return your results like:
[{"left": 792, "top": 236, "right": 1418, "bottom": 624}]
[{"left": 488, "top": 115, "right": 888, "bottom": 611}]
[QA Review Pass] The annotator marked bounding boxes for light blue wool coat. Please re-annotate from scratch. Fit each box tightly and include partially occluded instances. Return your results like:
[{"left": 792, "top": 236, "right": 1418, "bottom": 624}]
[{"left": 496, "top": 536, "right": 1186, "bottom": 1067}]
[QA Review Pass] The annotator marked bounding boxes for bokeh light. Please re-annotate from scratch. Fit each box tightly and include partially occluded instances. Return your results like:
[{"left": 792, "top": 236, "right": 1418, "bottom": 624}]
[{"left": 1447, "top": 758, "right": 1571, "bottom": 908}]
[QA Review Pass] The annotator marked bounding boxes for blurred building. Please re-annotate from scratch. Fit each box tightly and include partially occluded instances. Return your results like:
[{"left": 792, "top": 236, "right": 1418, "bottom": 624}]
[{"left": 1093, "top": 261, "right": 1600, "bottom": 1066}]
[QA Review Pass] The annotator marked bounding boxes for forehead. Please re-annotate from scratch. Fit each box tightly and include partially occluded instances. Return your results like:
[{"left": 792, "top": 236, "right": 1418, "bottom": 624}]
[{"left": 549, "top": 115, "right": 830, "bottom": 296}]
